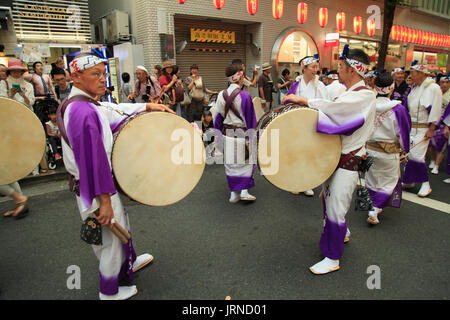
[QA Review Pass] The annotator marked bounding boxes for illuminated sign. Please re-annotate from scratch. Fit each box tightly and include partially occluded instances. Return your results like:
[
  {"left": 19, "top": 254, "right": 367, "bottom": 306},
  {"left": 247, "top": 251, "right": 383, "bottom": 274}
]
[{"left": 325, "top": 33, "right": 339, "bottom": 47}]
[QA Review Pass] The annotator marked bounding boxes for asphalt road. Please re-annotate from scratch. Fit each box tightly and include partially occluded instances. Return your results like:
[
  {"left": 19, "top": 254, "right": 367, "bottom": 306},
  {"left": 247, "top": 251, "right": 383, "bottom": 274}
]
[{"left": 0, "top": 163, "right": 449, "bottom": 300}]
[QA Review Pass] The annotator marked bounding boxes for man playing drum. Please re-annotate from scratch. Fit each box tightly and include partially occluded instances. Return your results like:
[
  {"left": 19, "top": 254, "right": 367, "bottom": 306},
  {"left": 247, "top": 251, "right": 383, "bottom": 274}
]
[
  {"left": 214, "top": 64, "right": 258, "bottom": 203},
  {"left": 283, "top": 45, "right": 376, "bottom": 275},
  {"left": 285, "top": 54, "right": 329, "bottom": 197},
  {"left": 58, "top": 53, "right": 174, "bottom": 300}
]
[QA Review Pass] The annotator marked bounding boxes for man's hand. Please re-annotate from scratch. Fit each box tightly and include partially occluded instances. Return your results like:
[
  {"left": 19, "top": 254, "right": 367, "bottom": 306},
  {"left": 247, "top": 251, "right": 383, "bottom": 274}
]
[
  {"left": 444, "top": 126, "right": 449, "bottom": 139},
  {"left": 127, "top": 93, "right": 136, "bottom": 102},
  {"left": 9, "top": 87, "right": 18, "bottom": 98},
  {"left": 96, "top": 194, "right": 114, "bottom": 227},
  {"left": 146, "top": 103, "right": 176, "bottom": 114},
  {"left": 424, "top": 124, "right": 436, "bottom": 139}
]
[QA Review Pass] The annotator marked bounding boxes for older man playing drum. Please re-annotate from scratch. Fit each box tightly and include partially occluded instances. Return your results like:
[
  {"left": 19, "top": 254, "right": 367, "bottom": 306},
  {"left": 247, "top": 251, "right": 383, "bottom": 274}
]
[
  {"left": 58, "top": 53, "right": 174, "bottom": 300},
  {"left": 283, "top": 45, "right": 376, "bottom": 275}
]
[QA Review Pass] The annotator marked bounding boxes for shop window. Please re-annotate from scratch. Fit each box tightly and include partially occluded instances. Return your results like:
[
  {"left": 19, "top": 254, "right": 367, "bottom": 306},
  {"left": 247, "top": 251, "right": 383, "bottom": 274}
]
[{"left": 271, "top": 28, "right": 318, "bottom": 77}]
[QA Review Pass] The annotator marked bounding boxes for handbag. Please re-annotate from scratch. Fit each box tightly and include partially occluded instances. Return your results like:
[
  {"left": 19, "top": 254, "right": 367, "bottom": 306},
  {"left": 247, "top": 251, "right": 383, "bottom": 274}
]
[
  {"left": 190, "top": 77, "right": 205, "bottom": 102},
  {"left": 180, "top": 90, "right": 191, "bottom": 106},
  {"left": 80, "top": 217, "right": 102, "bottom": 245}
]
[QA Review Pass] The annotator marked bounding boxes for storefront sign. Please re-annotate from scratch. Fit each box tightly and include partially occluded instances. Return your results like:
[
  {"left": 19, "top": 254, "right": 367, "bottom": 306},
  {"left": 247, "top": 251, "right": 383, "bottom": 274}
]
[
  {"left": 325, "top": 33, "right": 339, "bottom": 47},
  {"left": 190, "top": 28, "right": 235, "bottom": 44},
  {"left": 11, "top": 0, "right": 91, "bottom": 43}
]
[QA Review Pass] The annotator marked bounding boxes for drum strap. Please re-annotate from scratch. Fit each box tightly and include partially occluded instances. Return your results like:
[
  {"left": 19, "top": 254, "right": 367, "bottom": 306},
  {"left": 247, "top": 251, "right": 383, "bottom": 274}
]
[
  {"left": 223, "top": 88, "right": 244, "bottom": 123},
  {"left": 56, "top": 95, "right": 100, "bottom": 149}
]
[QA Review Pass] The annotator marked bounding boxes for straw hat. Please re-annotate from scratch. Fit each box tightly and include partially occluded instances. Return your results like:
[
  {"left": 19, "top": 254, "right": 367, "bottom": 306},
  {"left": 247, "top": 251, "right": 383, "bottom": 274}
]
[
  {"left": 136, "top": 65, "right": 149, "bottom": 74},
  {"left": 162, "top": 60, "right": 174, "bottom": 70},
  {"left": 261, "top": 62, "right": 272, "bottom": 71},
  {"left": 7, "top": 58, "right": 27, "bottom": 71}
]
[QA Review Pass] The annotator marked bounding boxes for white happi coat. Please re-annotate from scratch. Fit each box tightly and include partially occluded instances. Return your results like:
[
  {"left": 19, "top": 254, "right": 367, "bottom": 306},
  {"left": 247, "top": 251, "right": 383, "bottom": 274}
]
[{"left": 326, "top": 80, "right": 346, "bottom": 101}]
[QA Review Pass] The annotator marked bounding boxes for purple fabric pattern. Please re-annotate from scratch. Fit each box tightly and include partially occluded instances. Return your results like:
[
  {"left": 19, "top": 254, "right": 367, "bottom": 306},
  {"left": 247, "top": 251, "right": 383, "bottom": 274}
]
[
  {"left": 367, "top": 179, "right": 402, "bottom": 209},
  {"left": 240, "top": 91, "right": 257, "bottom": 129},
  {"left": 214, "top": 112, "right": 224, "bottom": 133},
  {"left": 442, "top": 102, "right": 450, "bottom": 125},
  {"left": 283, "top": 81, "right": 299, "bottom": 104},
  {"left": 403, "top": 159, "right": 429, "bottom": 184},
  {"left": 393, "top": 104, "right": 411, "bottom": 153},
  {"left": 317, "top": 112, "right": 365, "bottom": 136},
  {"left": 67, "top": 101, "right": 117, "bottom": 209},
  {"left": 319, "top": 196, "right": 347, "bottom": 260},
  {"left": 226, "top": 170, "right": 255, "bottom": 191}
]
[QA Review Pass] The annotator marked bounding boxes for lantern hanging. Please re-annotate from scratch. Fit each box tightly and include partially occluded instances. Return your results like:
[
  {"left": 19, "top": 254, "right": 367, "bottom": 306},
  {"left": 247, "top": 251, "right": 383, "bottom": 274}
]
[
  {"left": 177, "top": 0, "right": 187, "bottom": 3},
  {"left": 213, "top": 0, "right": 225, "bottom": 9},
  {"left": 390, "top": 25, "right": 398, "bottom": 41},
  {"left": 407, "top": 28, "right": 413, "bottom": 43},
  {"left": 297, "top": 2, "right": 307, "bottom": 24},
  {"left": 336, "top": 12, "right": 345, "bottom": 32},
  {"left": 272, "top": 0, "right": 284, "bottom": 19},
  {"left": 366, "top": 18, "right": 375, "bottom": 37},
  {"left": 247, "top": 0, "right": 258, "bottom": 15},
  {"left": 318, "top": 7, "right": 328, "bottom": 28},
  {"left": 353, "top": 16, "right": 362, "bottom": 34}
]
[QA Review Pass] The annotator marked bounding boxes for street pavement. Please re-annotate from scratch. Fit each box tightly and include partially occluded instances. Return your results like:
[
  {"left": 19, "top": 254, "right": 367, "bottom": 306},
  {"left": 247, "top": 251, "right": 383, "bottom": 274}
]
[{"left": 0, "top": 162, "right": 449, "bottom": 300}]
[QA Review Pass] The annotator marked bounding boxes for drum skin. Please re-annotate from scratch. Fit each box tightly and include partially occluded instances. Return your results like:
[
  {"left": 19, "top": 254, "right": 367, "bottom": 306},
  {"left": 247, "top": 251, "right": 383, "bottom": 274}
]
[
  {"left": 252, "top": 97, "right": 265, "bottom": 122},
  {"left": 112, "top": 112, "right": 205, "bottom": 206},
  {"left": 0, "top": 97, "right": 46, "bottom": 185},
  {"left": 257, "top": 107, "right": 341, "bottom": 192}
]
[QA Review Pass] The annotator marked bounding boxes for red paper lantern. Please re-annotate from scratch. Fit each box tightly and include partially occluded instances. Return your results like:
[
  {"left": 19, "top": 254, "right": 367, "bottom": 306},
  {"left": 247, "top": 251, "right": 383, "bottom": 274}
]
[
  {"left": 336, "top": 12, "right": 345, "bottom": 32},
  {"left": 272, "top": 0, "right": 284, "bottom": 19},
  {"left": 247, "top": 0, "right": 258, "bottom": 15},
  {"left": 177, "top": 0, "right": 187, "bottom": 3},
  {"left": 353, "top": 16, "right": 362, "bottom": 34},
  {"left": 390, "top": 25, "right": 398, "bottom": 41},
  {"left": 407, "top": 28, "right": 413, "bottom": 43},
  {"left": 318, "top": 7, "right": 328, "bottom": 28},
  {"left": 366, "top": 18, "right": 375, "bottom": 37},
  {"left": 213, "top": 0, "right": 225, "bottom": 9},
  {"left": 297, "top": 2, "right": 307, "bottom": 24},
  {"left": 418, "top": 30, "right": 424, "bottom": 45}
]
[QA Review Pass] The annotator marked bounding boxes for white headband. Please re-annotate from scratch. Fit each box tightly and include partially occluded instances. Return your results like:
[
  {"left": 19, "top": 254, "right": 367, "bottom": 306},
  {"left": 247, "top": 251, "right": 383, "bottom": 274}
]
[
  {"left": 302, "top": 55, "right": 320, "bottom": 67},
  {"left": 228, "top": 71, "right": 243, "bottom": 83},
  {"left": 327, "top": 74, "right": 339, "bottom": 80},
  {"left": 70, "top": 55, "right": 108, "bottom": 74},
  {"left": 339, "top": 44, "right": 369, "bottom": 78},
  {"left": 375, "top": 83, "right": 395, "bottom": 95}
]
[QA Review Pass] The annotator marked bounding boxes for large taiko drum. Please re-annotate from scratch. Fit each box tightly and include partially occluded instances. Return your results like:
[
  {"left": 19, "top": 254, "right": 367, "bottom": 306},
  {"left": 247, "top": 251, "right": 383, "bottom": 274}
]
[
  {"left": 112, "top": 112, "right": 205, "bottom": 206},
  {"left": 0, "top": 97, "right": 46, "bottom": 185},
  {"left": 252, "top": 97, "right": 265, "bottom": 122},
  {"left": 257, "top": 104, "right": 341, "bottom": 193}
]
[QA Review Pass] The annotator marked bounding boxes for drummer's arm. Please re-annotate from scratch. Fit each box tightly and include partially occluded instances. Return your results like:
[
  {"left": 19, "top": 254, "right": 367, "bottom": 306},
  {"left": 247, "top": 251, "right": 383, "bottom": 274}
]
[
  {"left": 282, "top": 94, "right": 307, "bottom": 105},
  {"left": 145, "top": 102, "right": 176, "bottom": 114}
]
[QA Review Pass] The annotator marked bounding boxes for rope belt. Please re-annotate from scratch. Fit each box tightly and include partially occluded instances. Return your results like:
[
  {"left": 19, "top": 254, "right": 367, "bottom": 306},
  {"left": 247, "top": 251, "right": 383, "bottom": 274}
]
[{"left": 366, "top": 141, "right": 402, "bottom": 154}]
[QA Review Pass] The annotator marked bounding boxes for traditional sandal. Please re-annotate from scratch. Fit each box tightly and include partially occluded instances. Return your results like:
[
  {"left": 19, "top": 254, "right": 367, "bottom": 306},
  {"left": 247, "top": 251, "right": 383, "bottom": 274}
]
[
  {"left": 12, "top": 200, "right": 29, "bottom": 219},
  {"left": 40, "top": 169, "right": 48, "bottom": 174},
  {"left": 3, "top": 209, "right": 15, "bottom": 217}
]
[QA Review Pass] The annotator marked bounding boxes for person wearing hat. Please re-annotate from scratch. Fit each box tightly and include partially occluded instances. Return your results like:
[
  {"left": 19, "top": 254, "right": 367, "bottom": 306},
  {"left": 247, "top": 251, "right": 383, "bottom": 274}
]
[
  {"left": 391, "top": 67, "right": 411, "bottom": 103},
  {"left": 0, "top": 58, "right": 35, "bottom": 109},
  {"left": 402, "top": 60, "right": 442, "bottom": 197},
  {"left": 127, "top": 65, "right": 161, "bottom": 103},
  {"left": 258, "top": 62, "right": 274, "bottom": 112},
  {"left": 283, "top": 54, "right": 329, "bottom": 197},
  {"left": 58, "top": 52, "right": 175, "bottom": 300}
]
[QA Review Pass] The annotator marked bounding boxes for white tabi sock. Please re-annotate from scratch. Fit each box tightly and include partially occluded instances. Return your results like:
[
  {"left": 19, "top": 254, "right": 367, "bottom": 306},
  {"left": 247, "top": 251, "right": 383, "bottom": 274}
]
[
  {"left": 229, "top": 191, "right": 240, "bottom": 203},
  {"left": 240, "top": 189, "right": 256, "bottom": 201},
  {"left": 309, "top": 258, "right": 340, "bottom": 275},
  {"left": 418, "top": 181, "right": 431, "bottom": 197},
  {"left": 429, "top": 160, "right": 435, "bottom": 169}
]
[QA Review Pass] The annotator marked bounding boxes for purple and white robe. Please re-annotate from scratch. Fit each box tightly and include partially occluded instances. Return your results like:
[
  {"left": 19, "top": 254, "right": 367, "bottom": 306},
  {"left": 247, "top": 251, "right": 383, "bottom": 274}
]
[
  {"left": 326, "top": 80, "right": 346, "bottom": 102},
  {"left": 403, "top": 78, "right": 442, "bottom": 184},
  {"left": 442, "top": 107, "right": 450, "bottom": 175},
  {"left": 286, "top": 75, "right": 329, "bottom": 103},
  {"left": 430, "top": 101, "right": 449, "bottom": 154},
  {"left": 308, "top": 80, "right": 376, "bottom": 260},
  {"left": 214, "top": 83, "right": 257, "bottom": 191},
  {"left": 365, "top": 98, "right": 411, "bottom": 209},
  {"left": 61, "top": 86, "right": 147, "bottom": 296}
]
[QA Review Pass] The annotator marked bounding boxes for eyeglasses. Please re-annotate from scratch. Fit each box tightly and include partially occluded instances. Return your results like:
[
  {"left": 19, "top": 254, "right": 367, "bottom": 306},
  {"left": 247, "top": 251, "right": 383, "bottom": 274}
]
[{"left": 80, "top": 71, "right": 109, "bottom": 79}]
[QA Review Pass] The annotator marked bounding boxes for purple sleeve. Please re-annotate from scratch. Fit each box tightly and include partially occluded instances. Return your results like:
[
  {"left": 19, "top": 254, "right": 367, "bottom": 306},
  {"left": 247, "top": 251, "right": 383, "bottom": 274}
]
[
  {"left": 214, "top": 112, "right": 224, "bottom": 133},
  {"left": 283, "top": 82, "right": 299, "bottom": 104},
  {"left": 67, "top": 101, "right": 117, "bottom": 209},
  {"left": 240, "top": 91, "right": 257, "bottom": 129},
  {"left": 393, "top": 104, "right": 411, "bottom": 153}
]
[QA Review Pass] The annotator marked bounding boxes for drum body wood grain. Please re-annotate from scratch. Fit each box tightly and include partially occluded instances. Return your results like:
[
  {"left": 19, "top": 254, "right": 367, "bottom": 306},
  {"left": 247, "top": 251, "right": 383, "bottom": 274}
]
[
  {"left": 112, "top": 112, "right": 205, "bottom": 206},
  {"left": 257, "top": 106, "right": 341, "bottom": 192},
  {"left": 0, "top": 97, "right": 46, "bottom": 184}
]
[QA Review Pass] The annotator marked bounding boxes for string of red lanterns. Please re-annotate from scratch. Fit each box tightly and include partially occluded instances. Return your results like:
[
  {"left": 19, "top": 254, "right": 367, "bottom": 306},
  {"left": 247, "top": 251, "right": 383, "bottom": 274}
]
[
  {"left": 297, "top": 2, "right": 307, "bottom": 24},
  {"left": 353, "top": 16, "right": 362, "bottom": 34},
  {"left": 366, "top": 18, "right": 376, "bottom": 37},
  {"left": 247, "top": 0, "right": 258, "bottom": 15},
  {"left": 391, "top": 25, "right": 449, "bottom": 48}
]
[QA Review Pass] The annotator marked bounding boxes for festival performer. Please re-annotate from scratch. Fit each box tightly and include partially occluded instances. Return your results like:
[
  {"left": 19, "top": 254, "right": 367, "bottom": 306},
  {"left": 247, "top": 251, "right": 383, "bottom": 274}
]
[
  {"left": 365, "top": 73, "right": 411, "bottom": 225},
  {"left": 391, "top": 67, "right": 411, "bottom": 104},
  {"left": 428, "top": 75, "right": 449, "bottom": 174},
  {"left": 402, "top": 60, "right": 442, "bottom": 197},
  {"left": 283, "top": 45, "right": 376, "bottom": 275},
  {"left": 285, "top": 54, "right": 329, "bottom": 197},
  {"left": 442, "top": 105, "right": 450, "bottom": 184},
  {"left": 214, "top": 64, "right": 257, "bottom": 203},
  {"left": 326, "top": 70, "right": 346, "bottom": 101},
  {"left": 58, "top": 53, "right": 174, "bottom": 300}
]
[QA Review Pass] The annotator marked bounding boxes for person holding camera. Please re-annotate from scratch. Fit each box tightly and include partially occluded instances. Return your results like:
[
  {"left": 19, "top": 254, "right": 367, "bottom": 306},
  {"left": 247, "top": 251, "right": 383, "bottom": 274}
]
[
  {"left": 127, "top": 66, "right": 161, "bottom": 103},
  {"left": 258, "top": 63, "right": 275, "bottom": 112}
]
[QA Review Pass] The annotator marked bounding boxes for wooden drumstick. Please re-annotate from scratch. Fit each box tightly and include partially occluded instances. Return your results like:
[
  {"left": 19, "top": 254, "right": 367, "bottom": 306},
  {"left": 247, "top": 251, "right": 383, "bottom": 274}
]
[
  {"left": 94, "top": 210, "right": 129, "bottom": 244},
  {"left": 111, "top": 218, "right": 131, "bottom": 240}
]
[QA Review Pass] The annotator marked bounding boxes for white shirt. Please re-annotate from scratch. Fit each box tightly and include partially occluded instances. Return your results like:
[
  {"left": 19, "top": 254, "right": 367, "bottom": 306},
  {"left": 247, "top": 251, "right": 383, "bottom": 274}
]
[
  {"left": 326, "top": 80, "right": 346, "bottom": 101},
  {"left": 296, "top": 75, "right": 329, "bottom": 100},
  {"left": 407, "top": 77, "right": 442, "bottom": 124},
  {"left": 215, "top": 83, "right": 246, "bottom": 127}
]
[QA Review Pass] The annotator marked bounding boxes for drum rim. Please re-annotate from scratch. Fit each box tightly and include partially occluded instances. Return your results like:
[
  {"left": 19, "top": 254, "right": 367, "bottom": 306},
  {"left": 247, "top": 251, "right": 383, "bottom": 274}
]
[
  {"left": 111, "top": 111, "right": 206, "bottom": 206},
  {"left": 256, "top": 107, "right": 341, "bottom": 192},
  {"left": 0, "top": 97, "right": 46, "bottom": 184}
]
